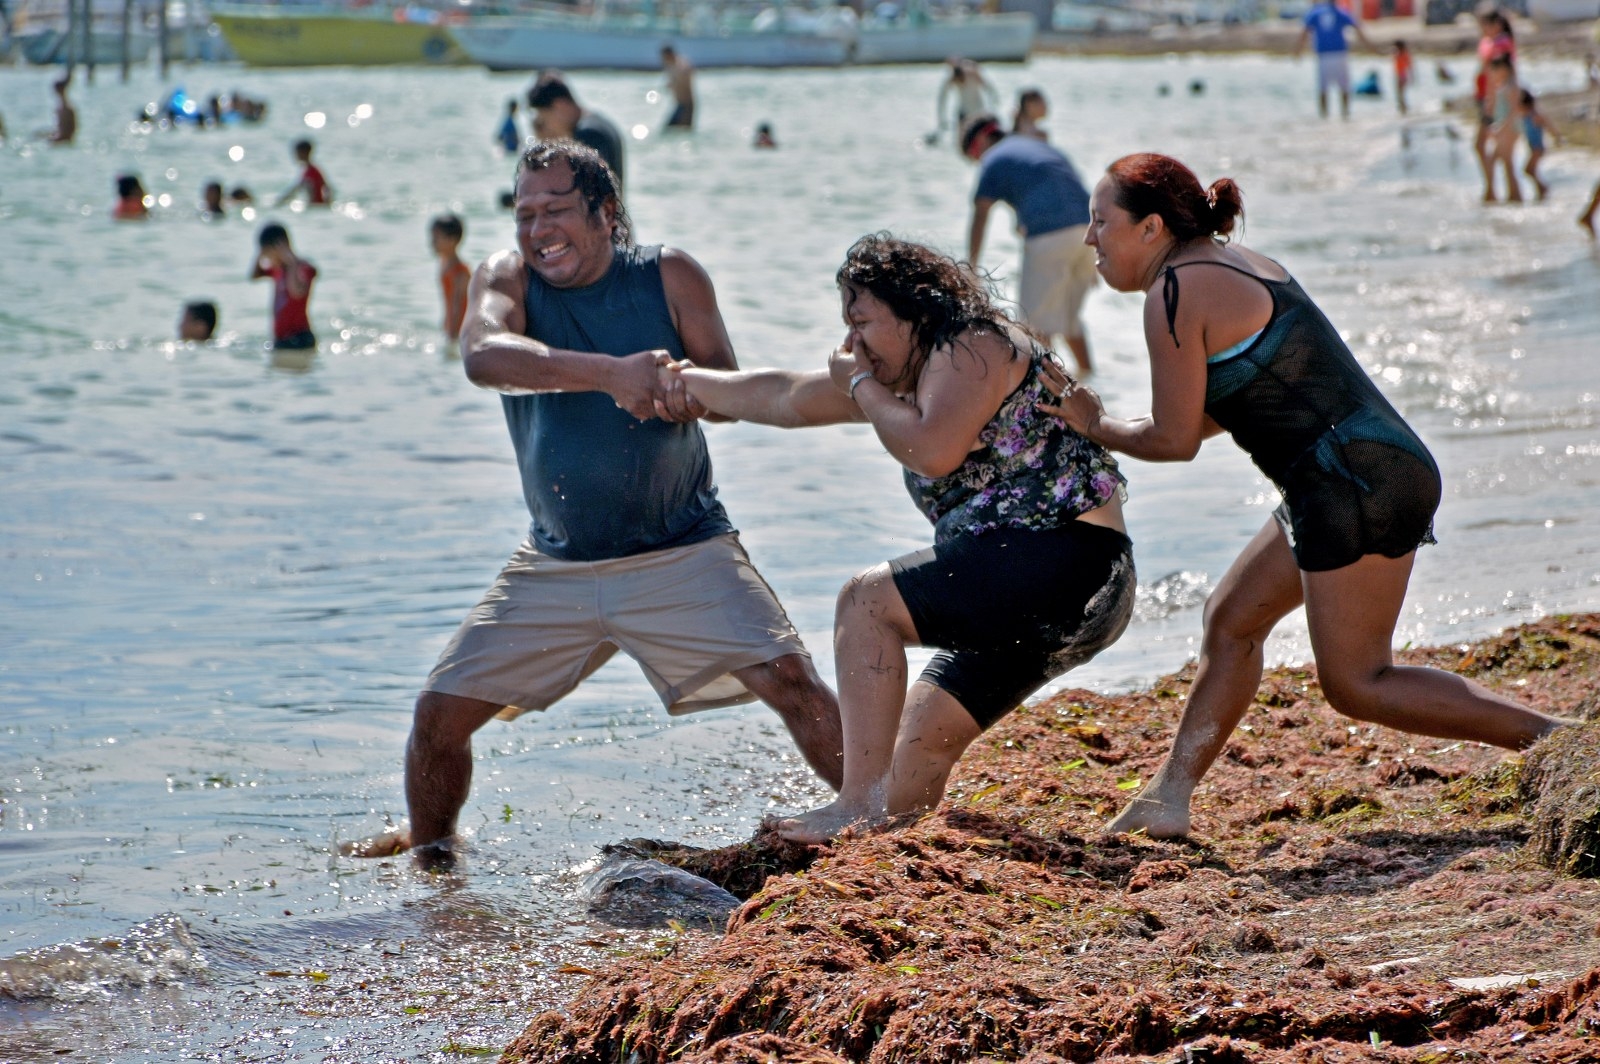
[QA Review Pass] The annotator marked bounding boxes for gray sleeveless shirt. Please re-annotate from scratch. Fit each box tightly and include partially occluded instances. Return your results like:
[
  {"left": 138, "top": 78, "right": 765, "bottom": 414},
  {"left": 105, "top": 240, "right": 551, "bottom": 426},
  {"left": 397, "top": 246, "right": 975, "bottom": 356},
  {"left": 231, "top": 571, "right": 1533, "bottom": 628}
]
[{"left": 503, "top": 244, "right": 732, "bottom": 561}]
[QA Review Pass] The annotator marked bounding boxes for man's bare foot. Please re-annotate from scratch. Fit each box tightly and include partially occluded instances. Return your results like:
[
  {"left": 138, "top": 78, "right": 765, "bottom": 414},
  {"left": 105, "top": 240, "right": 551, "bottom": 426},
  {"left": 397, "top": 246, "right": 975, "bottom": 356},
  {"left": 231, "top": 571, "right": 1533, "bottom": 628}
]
[
  {"left": 1105, "top": 795, "right": 1192, "bottom": 840},
  {"left": 774, "top": 799, "right": 882, "bottom": 844},
  {"left": 339, "top": 827, "right": 412, "bottom": 858}
]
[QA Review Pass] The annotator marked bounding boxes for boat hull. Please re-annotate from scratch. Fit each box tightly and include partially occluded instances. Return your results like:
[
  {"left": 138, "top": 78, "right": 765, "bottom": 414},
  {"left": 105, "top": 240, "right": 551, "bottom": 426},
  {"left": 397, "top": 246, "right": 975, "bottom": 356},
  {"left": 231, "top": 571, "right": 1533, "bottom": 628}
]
[
  {"left": 449, "top": 18, "right": 850, "bottom": 70},
  {"left": 851, "top": 14, "right": 1035, "bottom": 64},
  {"left": 210, "top": 9, "right": 465, "bottom": 66},
  {"left": 17, "top": 25, "right": 156, "bottom": 64}
]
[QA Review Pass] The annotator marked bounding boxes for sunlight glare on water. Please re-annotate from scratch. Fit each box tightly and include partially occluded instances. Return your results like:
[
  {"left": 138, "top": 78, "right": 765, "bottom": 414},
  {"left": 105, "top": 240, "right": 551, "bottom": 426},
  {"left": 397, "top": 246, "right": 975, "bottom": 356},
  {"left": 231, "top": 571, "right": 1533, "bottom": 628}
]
[{"left": 1, "top": 51, "right": 1597, "bottom": 1060}]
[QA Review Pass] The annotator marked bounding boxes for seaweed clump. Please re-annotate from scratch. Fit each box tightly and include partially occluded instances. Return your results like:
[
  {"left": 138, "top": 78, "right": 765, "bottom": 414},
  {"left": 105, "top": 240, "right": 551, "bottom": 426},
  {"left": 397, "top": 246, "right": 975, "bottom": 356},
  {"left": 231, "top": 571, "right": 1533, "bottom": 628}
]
[{"left": 506, "top": 615, "right": 1600, "bottom": 1063}]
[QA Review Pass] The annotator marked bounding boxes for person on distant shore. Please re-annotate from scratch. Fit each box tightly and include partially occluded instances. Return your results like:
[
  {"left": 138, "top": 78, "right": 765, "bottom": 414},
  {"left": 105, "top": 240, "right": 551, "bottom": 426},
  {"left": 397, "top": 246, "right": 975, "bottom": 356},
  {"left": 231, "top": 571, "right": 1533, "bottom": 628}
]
[
  {"left": 430, "top": 212, "right": 471, "bottom": 341},
  {"left": 1472, "top": 6, "right": 1517, "bottom": 203},
  {"left": 495, "top": 99, "right": 522, "bottom": 154},
  {"left": 660, "top": 234, "right": 1134, "bottom": 844},
  {"left": 1039, "top": 153, "right": 1571, "bottom": 840},
  {"left": 1519, "top": 88, "right": 1557, "bottom": 201},
  {"left": 250, "top": 222, "right": 317, "bottom": 350},
  {"left": 113, "top": 174, "right": 150, "bottom": 220},
  {"left": 1293, "top": 0, "right": 1376, "bottom": 119},
  {"left": 1012, "top": 88, "right": 1049, "bottom": 140},
  {"left": 937, "top": 58, "right": 997, "bottom": 145},
  {"left": 179, "top": 301, "right": 218, "bottom": 342},
  {"left": 1483, "top": 55, "right": 1523, "bottom": 204},
  {"left": 278, "top": 139, "right": 332, "bottom": 207},
  {"left": 201, "top": 180, "right": 226, "bottom": 219},
  {"left": 339, "top": 141, "right": 842, "bottom": 865},
  {"left": 753, "top": 122, "right": 777, "bottom": 148},
  {"left": 527, "top": 72, "right": 625, "bottom": 187},
  {"left": 661, "top": 45, "right": 696, "bottom": 130},
  {"left": 1392, "top": 40, "right": 1413, "bottom": 116},
  {"left": 46, "top": 76, "right": 76, "bottom": 146},
  {"left": 962, "top": 114, "right": 1097, "bottom": 378}
]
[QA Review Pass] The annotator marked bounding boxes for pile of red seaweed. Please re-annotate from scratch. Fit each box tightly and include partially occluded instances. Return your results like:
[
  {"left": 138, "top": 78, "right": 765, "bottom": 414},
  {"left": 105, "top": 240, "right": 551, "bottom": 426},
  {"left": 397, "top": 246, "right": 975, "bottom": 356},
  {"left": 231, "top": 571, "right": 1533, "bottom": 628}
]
[{"left": 506, "top": 615, "right": 1600, "bottom": 1063}]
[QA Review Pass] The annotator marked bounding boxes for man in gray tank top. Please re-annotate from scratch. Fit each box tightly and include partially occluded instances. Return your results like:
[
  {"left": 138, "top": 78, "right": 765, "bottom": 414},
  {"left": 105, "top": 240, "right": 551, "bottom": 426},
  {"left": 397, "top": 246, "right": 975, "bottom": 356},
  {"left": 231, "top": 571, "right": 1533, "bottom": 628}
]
[{"left": 344, "top": 143, "right": 841, "bottom": 865}]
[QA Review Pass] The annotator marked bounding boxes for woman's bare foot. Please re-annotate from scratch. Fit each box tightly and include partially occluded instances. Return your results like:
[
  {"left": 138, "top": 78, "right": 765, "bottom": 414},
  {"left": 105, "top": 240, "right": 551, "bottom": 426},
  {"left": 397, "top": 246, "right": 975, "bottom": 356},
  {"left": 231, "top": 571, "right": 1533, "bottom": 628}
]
[
  {"left": 339, "top": 827, "right": 412, "bottom": 858},
  {"left": 1580, "top": 214, "right": 1596, "bottom": 239},
  {"left": 774, "top": 799, "right": 882, "bottom": 844},
  {"left": 1105, "top": 794, "right": 1193, "bottom": 840}
]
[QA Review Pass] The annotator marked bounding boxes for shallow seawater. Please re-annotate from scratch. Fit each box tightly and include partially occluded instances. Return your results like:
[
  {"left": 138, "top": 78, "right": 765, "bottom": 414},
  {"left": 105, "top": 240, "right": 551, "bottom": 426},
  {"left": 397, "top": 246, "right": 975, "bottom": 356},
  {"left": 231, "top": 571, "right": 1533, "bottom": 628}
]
[{"left": 1, "top": 50, "right": 1597, "bottom": 1061}]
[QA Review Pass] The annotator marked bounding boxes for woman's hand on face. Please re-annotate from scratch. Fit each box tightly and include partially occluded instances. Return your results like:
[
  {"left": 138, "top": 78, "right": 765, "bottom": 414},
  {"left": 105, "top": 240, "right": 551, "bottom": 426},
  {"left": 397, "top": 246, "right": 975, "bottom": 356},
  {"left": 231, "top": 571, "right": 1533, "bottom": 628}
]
[
  {"left": 828, "top": 331, "right": 864, "bottom": 395},
  {"left": 1035, "top": 358, "right": 1105, "bottom": 437}
]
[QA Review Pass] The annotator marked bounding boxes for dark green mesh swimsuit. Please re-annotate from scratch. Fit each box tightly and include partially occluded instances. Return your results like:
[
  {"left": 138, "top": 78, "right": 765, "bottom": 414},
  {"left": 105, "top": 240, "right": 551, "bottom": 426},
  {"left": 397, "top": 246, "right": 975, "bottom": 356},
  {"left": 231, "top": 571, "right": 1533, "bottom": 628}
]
[{"left": 1165, "top": 261, "right": 1441, "bottom": 572}]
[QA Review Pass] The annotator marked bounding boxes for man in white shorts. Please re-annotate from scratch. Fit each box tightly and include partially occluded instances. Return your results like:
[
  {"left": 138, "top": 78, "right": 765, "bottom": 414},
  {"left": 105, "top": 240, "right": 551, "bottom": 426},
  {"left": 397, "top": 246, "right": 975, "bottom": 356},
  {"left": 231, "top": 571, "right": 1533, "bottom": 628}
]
[
  {"left": 962, "top": 114, "right": 1097, "bottom": 377},
  {"left": 344, "top": 141, "right": 842, "bottom": 865},
  {"left": 1295, "top": 0, "right": 1376, "bottom": 119}
]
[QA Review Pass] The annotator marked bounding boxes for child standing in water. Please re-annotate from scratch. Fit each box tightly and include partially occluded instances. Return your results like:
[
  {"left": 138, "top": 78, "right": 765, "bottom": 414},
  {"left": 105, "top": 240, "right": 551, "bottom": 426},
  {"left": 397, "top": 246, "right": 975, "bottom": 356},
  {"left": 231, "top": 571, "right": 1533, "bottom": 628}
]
[
  {"left": 1483, "top": 56, "right": 1523, "bottom": 204},
  {"left": 1392, "top": 40, "right": 1413, "bottom": 116},
  {"left": 278, "top": 139, "right": 332, "bottom": 207},
  {"left": 250, "top": 222, "right": 318, "bottom": 350},
  {"left": 429, "top": 213, "right": 471, "bottom": 342},
  {"left": 1519, "top": 89, "right": 1557, "bottom": 201}
]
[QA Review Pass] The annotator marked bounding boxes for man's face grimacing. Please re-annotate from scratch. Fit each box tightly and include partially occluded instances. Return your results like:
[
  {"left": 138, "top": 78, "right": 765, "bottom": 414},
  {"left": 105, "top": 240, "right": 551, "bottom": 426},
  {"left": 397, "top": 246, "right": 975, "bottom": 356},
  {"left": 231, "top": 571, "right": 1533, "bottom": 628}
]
[{"left": 514, "top": 162, "right": 617, "bottom": 289}]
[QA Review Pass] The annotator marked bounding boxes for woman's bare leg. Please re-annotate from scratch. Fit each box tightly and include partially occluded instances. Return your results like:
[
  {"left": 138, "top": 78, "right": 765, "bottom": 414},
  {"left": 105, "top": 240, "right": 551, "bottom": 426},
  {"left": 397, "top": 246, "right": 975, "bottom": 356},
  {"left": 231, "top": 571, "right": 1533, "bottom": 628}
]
[
  {"left": 1106, "top": 520, "right": 1304, "bottom": 839},
  {"left": 776, "top": 564, "right": 920, "bottom": 843},
  {"left": 1304, "top": 553, "right": 1566, "bottom": 747},
  {"left": 884, "top": 681, "right": 983, "bottom": 817}
]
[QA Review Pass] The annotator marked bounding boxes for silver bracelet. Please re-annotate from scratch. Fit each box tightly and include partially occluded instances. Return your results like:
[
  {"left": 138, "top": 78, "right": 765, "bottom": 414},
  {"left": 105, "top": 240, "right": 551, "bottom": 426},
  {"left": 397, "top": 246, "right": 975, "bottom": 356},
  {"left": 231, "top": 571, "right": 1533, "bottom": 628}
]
[{"left": 848, "top": 370, "right": 873, "bottom": 399}]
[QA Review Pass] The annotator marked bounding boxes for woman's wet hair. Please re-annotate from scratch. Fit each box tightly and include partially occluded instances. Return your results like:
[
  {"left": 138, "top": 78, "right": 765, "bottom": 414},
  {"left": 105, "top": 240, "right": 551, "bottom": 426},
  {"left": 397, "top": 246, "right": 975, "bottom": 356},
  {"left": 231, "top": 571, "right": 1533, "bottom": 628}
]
[
  {"left": 836, "top": 233, "right": 1016, "bottom": 382},
  {"left": 1104, "top": 153, "right": 1244, "bottom": 243},
  {"left": 515, "top": 140, "right": 633, "bottom": 246}
]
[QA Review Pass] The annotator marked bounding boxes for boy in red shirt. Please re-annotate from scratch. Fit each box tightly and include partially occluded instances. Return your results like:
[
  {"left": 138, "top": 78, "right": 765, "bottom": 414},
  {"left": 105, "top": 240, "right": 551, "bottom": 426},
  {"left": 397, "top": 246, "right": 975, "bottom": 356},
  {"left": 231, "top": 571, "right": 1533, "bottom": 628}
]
[
  {"left": 250, "top": 222, "right": 318, "bottom": 350},
  {"left": 430, "top": 213, "right": 471, "bottom": 341},
  {"left": 279, "top": 139, "right": 332, "bottom": 207}
]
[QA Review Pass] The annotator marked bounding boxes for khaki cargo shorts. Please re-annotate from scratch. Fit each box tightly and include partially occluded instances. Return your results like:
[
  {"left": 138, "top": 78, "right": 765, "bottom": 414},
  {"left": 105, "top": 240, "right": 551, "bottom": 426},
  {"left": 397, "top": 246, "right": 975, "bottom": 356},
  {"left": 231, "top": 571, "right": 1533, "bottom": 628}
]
[
  {"left": 423, "top": 533, "right": 809, "bottom": 719},
  {"left": 1019, "top": 223, "right": 1097, "bottom": 340}
]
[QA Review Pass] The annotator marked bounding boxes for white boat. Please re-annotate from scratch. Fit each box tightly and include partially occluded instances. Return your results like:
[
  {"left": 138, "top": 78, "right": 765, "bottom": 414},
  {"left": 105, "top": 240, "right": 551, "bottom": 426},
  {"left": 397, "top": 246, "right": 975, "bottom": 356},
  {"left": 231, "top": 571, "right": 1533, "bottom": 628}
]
[
  {"left": 449, "top": 7, "right": 851, "bottom": 71},
  {"left": 1525, "top": 0, "right": 1600, "bottom": 22},
  {"left": 849, "top": 10, "right": 1036, "bottom": 64}
]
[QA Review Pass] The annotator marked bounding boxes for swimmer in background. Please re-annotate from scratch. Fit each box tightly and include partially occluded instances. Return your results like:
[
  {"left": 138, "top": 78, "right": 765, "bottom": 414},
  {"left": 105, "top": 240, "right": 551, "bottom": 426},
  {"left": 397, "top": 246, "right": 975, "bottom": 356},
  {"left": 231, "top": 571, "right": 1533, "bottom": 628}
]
[
  {"left": 754, "top": 122, "right": 777, "bottom": 148},
  {"left": 201, "top": 181, "right": 226, "bottom": 219},
  {"left": 1012, "top": 88, "right": 1049, "bottom": 140},
  {"left": 1519, "top": 88, "right": 1557, "bottom": 201},
  {"left": 430, "top": 213, "right": 471, "bottom": 342},
  {"left": 1393, "top": 41, "right": 1413, "bottom": 116},
  {"left": 278, "top": 139, "right": 332, "bottom": 208},
  {"left": 45, "top": 76, "right": 77, "bottom": 146},
  {"left": 495, "top": 99, "right": 522, "bottom": 154},
  {"left": 179, "top": 301, "right": 218, "bottom": 342},
  {"left": 113, "top": 174, "right": 150, "bottom": 220},
  {"left": 1483, "top": 55, "right": 1523, "bottom": 204},
  {"left": 250, "top": 222, "right": 318, "bottom": 351},
  {"left": 661, "top": 46, "right": 696, "bottom": 130},
  {"left": 937, "top": 58, "right": 998, "bottom": 143}
]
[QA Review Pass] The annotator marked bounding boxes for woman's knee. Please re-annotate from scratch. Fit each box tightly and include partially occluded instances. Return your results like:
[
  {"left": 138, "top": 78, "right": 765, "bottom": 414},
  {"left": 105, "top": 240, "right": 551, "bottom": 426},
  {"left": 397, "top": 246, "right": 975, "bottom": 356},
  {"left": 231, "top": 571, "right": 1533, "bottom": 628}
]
[
  {"left": 836, "top": 564, "right": 899, "bottom": 622},
  {"left": 1199, "top": 586, "right": 1277, "bottom": 648},
  {"left": 1317, "top": 663, "right": 1393, "bottom": 721}
]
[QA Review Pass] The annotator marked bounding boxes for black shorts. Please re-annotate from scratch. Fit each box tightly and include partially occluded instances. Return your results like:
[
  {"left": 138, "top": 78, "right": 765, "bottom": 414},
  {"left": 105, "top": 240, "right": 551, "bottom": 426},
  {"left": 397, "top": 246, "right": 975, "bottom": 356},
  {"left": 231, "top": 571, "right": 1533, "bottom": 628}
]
[
  {"left": 273, "top": 330, "right": 317, "bottom": 351},
  {"left": 1276, "top": 437, "right": 1441, "bottom": 572},
  {"left": 890, "top": 522, "right": 1136, "bottom": 730}
]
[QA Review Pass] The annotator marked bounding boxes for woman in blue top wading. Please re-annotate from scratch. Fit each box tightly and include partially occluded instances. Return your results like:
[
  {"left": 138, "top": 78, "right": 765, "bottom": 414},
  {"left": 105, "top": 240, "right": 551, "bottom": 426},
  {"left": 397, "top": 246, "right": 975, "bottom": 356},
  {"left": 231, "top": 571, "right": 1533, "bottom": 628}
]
[
  {"left": 1044, "top": 153, "right": 1570, "bottom": 840},
  {"left": 661, "top": 233, "right": 1137, "bottom": 843}
]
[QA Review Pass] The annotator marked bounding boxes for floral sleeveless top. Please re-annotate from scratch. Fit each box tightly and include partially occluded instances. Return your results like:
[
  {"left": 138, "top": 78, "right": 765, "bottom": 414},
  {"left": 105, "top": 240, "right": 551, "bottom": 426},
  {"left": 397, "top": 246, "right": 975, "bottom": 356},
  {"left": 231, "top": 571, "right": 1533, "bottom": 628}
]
[{"left": 905, "top": 344, "right": 1126, "bottom": 544}]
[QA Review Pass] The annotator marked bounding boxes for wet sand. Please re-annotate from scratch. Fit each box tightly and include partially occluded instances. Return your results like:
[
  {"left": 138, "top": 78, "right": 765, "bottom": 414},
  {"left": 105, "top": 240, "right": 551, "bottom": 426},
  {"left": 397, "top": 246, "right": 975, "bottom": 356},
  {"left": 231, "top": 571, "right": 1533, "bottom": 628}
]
[{"left": 507, "top": 614, "right": 1600, "bottom": 1062}]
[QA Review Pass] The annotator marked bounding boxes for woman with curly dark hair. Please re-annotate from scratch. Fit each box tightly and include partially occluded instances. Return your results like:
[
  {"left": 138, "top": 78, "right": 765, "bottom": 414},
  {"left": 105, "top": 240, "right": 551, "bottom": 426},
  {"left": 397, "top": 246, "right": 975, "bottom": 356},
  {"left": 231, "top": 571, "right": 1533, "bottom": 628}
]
[{"left": 659, "top": 233, "right": 1136, "bottom": 842}]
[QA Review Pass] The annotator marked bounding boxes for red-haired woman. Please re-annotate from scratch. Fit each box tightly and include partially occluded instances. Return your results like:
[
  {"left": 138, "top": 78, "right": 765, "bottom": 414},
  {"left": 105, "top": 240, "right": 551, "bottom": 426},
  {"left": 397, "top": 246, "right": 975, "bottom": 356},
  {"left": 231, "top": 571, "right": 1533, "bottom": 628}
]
[{"left": 1043, "top": 152, "right": 1569, "bottom": 839}]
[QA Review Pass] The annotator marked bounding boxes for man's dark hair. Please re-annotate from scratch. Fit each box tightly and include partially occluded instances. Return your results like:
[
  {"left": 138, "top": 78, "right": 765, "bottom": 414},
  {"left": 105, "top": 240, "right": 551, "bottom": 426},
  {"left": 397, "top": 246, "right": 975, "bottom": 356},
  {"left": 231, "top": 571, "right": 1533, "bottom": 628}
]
[
  {"left": 293, "top": 138, "right": 313, "bottom": 157},
  {"left": 959, "top": 113, "right": 1003, "bottom": 156},
  {"left": 431, "top": 212, "right": 464, "bottom": 241},
  {"left": 527, "top": 74, "right": 576, "bottom": 110},
  {"left": 116, "top": 173, "right": 142, "bottom": 198},
  {"left": 184, "top": 301, "right": 218, "bottom": 336},
  {"left": 515, "top": 140, "right": 633, "bottom": 247},
  {"left": 258, "top": 221, "right": 290, "bottom": 249}
]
